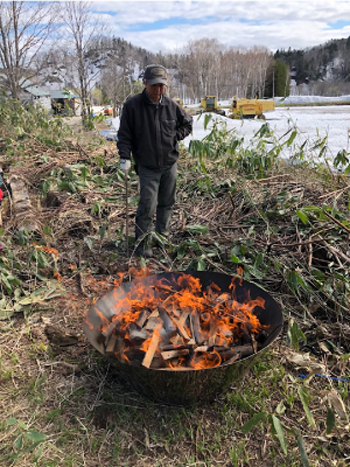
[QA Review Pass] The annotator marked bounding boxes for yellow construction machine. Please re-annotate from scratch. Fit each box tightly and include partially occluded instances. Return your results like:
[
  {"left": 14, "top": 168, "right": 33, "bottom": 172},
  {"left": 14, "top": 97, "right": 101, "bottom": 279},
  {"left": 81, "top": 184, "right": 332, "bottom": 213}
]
[
  {"left": 198, "top": 96, "right": 225, "bottom": 115},
  {"left": 228, "top": 96, "right": 275, "bottom": 119}
]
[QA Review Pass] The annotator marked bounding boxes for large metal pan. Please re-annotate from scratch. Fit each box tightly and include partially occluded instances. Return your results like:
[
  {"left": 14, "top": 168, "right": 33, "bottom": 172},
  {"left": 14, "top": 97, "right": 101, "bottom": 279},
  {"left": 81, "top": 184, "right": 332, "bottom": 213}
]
[{"left": 83, "top": 271, "right": 283, "bottom": 405}]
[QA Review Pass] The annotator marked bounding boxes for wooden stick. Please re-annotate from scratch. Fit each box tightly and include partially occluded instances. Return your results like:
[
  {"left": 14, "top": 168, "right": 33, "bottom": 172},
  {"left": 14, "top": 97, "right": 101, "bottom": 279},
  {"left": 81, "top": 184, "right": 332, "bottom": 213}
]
[
  {"left": 158, "top": 306, "right": 177, "bottom": 337},
  {"left": 151, "top": 284, "right": 177, "bottom": 294},
  {"left": 136, "top": 309, "right": 150, "bottom": 328},
  {"left": 161, "top": 349, "right": 189, "bottom": 360},
  {"left": 323, "top": 210, "right": 350, "bottom": 234},
  {"left": 142, "top": 325, "right": 162, "bottom": 369},
  {"left": 105, "top": 331, "right": 118, "bottom": 355},
  {"left": 175, "top": 310, "right": 191, "bottom": 341},
  {"left": 190, "top": 311, "right": 205, "bottom": 345},
  {"left": 319, "top": 185, "right": 350, "bottom": 199}
]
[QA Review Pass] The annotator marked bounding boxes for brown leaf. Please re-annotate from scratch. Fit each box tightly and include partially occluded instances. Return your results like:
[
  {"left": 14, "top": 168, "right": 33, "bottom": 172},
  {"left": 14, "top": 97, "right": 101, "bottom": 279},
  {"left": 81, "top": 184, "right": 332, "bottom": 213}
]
[{"left": 328, "top": 389, "right": 349, "bottom": 421}]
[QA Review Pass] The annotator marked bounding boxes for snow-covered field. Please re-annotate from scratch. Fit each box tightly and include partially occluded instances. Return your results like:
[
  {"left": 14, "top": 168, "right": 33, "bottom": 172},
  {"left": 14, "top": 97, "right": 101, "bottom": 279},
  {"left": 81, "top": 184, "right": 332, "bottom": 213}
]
[
  {"left": 106, "top": 96, "right": 350, "bottom": 168},
  {"left": 183, "top": 105, "right": 350, "bottom": 163}
]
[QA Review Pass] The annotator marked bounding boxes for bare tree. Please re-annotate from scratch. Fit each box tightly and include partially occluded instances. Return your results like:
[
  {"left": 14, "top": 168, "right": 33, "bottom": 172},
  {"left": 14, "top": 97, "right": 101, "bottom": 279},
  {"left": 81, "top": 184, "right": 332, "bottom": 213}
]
[
  {"left": 187, "top": 39, "right": 215, "bottom": 99},
  {"left": 0, "top": 1, "right": 58, "bottom": 99},
  {"left": 61, "top": 1, "right": 100, "bottom": 125},
  {"left": 179, "top": 38, "right": 273, "bottom": 102},
  {"left": 100, "top": 42, "right": 139, "bottom": 117}
]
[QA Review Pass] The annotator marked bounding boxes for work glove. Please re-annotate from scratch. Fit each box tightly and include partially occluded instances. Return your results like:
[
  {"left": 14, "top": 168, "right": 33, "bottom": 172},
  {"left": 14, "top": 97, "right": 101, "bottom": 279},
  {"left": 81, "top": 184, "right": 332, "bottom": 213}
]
[{"left": 120, "top": 159, "right": 131, "bottom": 173}]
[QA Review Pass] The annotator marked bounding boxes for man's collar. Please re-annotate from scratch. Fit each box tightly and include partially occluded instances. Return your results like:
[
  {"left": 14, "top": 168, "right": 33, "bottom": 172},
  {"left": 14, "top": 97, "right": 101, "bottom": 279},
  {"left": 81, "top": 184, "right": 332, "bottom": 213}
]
[{"left": 143, "top": 88, "right": 163, "bottom": 105}]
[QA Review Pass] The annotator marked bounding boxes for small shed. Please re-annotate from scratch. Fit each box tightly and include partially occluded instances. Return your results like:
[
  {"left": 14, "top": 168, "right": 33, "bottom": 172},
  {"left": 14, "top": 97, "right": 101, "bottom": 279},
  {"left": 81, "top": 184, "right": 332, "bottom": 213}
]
[
  {"left": 20, "top": 79, "right": 51, "bottom": 112},
  {"left": 50, "top": 90, "right": 82, "bottom": 116}
]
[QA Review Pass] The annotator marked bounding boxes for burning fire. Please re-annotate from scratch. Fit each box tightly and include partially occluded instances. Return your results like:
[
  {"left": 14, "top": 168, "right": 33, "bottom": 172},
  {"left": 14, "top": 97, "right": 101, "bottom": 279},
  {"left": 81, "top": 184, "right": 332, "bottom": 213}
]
[{"left": 86, "top": 270, "right": 268, "bottom": 371}]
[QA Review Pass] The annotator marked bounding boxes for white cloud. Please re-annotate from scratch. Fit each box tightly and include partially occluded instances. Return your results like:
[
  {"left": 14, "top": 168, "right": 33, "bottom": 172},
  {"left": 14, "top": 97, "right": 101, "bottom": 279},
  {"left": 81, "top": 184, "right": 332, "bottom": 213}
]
[{"left": 90, "top": 1, "right": 350, "bottom": 53}]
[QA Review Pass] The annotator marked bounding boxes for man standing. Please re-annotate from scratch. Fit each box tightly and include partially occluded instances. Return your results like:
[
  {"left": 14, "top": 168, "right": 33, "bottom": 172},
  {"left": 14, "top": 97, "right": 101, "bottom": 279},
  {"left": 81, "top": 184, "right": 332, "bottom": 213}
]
[{"left": 117, "top": 64, "right": 193, "bottom": 257}]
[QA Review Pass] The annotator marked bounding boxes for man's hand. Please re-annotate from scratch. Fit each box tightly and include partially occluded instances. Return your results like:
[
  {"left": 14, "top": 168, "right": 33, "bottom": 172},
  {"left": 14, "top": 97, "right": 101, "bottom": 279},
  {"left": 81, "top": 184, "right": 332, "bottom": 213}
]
[{"left": 120, "top": 159, "right": 131, "bottom": 172}]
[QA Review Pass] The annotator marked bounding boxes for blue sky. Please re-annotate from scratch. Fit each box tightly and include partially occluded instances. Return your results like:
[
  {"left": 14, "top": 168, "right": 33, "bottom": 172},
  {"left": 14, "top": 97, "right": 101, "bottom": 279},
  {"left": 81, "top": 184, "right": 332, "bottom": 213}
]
[{"left": 89, "top": 0, "right": 350, "bottom": 54}]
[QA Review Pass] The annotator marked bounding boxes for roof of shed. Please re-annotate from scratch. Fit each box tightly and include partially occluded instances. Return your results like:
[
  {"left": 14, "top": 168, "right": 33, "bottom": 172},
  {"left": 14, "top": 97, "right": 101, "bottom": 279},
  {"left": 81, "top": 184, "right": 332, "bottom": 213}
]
[
  {"left": 50, "top": 90, "right": 80, "bottom": 99},
  {"left": 20, "top": 78, "right": 50, "bottom": 97}
]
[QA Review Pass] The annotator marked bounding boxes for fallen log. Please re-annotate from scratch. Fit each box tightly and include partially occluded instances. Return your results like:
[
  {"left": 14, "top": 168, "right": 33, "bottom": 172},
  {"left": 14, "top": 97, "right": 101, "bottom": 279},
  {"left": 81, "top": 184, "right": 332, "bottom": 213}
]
[{"left": 7, "top": 174, "right": 41, "bottom": 233}]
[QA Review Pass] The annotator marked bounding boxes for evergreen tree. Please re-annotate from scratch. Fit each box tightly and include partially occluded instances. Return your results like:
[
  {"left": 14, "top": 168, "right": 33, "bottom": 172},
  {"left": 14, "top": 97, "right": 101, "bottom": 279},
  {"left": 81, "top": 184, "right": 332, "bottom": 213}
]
[
  {"left": 275, "top": 59, "right": 290, "bottom": 97},
  {"left": 264, "top": 59, "right": 290, "bottom": 97}
]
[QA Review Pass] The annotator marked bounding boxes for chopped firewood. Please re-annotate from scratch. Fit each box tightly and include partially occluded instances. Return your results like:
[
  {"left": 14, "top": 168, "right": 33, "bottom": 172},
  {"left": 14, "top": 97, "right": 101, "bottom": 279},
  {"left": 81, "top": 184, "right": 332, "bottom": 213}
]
[
  {"left": 175, "top": 310, "right": 191, "bottom": 341},
  {"left": 96, "top": 274, "right": 269, "bottom": 371},
  {"left": 169, "top": 333, "right": 185, "bottom": 347},
  {"left": 136, "top": 309, "right": 150, "bottom": 328},
  {"left": 189, "top": 311, "right": 205, "bottom": 345},
  {"left": 251, "top": 334, "right": 258, "bottom": 353},
  {"left": 208, "top": 321, "right": 218, "bottom": 347},
  {"left": 106, "top": 333, "right": 126, "bottom": 363},
  {"left": 129, "top": 329, "right": 148, "bottom": 344},
  {"left": 161, "top": 343, "right": 190, "bottom": 351},
  {"left": 194, "top": 345, "right": 209, "bottom": 353},
  {"left": 186, "top": 338, "right": 196, "bottom": 346},
  {"left": 105, "top": 331, "right": 118, "bottom": 355},
  {"left": 159, "top": 327, "right": 171, "bottom": 347},
  {"left": 144, "top": 316, "right": 161, "bottom": 331},
  {"left": 161, "top": 349, "right": 190, "bottom": 360},
  {"left": 158, "top": 306, "right": 177, "bottom": 337},
  {"left": 243, "top": 321, "right": 254, "bottom": 333},
  {"left": 142, "top": 325, "right": 162, "bottom": 369},
  {"left": 151, "top": 284, "right": 177, "bottom": 294},
  {"left": 148, "top": 308, "right": 160, "bottom": 319},
  {"left": 161, "top": 303, "right": 177, "bottom": 318},
  {"left": 101, "top": 320, "right": 118, "bottom": 340}
]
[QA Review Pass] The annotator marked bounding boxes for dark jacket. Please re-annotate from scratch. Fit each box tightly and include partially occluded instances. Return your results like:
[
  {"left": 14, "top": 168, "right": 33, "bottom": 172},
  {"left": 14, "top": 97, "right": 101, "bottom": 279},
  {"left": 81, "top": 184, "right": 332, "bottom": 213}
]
[{"left": 117, "top": 89, "right": 193, "bottom": 170}]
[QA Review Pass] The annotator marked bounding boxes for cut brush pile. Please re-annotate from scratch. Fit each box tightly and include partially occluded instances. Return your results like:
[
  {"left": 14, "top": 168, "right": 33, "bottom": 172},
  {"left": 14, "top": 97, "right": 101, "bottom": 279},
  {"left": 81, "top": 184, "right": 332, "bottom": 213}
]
[{"left": 0, "top": 102, "right": 349, "bottom": 467}]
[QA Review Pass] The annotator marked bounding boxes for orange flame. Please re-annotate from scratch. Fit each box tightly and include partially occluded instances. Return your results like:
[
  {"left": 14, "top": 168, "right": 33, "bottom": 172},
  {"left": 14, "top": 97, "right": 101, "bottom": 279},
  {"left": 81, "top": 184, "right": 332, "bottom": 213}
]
[{"left": 86, "top": 271, "right": 267, "bottom": 371}]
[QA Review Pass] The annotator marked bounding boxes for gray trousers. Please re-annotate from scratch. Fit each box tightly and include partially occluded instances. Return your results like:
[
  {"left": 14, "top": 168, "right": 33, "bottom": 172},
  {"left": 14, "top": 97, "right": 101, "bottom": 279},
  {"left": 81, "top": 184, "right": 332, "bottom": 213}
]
[{"left": 135, "top": 163, "right": 177, "bottom": 241}]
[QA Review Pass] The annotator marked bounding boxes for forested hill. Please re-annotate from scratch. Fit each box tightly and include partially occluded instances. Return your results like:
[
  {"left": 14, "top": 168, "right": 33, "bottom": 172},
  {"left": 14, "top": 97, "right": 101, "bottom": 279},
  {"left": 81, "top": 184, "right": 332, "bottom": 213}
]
[
  {"left": 274, "top": 36, "right": 350, "bottom": 86},
  {"left": 42, "top": 34, "right": 350, "bottom": 102}
]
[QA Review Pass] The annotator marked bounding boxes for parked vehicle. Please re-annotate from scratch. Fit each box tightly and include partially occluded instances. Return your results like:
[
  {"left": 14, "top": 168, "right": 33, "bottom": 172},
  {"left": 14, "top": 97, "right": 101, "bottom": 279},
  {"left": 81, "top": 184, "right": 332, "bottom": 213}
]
[
  {"left": 228, "top": 96, "right": 275, "bottom": 119},
  {"left": 198, "top": 96, "right": 225, "bottom": 115}
]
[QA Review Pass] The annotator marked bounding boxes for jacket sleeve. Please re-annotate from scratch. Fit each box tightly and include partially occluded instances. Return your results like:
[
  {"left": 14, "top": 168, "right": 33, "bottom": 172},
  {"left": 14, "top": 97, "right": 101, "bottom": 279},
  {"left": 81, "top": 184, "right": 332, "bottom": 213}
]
[
  {"left": 117, "top": 105, "right": 133, "bottom": 160},
  {"left": 175, "top": 108, "right": 193, "bottom": 141}
]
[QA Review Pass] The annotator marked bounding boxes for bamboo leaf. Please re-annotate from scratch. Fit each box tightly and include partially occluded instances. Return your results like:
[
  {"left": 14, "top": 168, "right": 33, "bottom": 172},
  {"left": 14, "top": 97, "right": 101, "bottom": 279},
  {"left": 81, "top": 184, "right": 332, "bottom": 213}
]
[
  {"left": 286, "top": 129, "right": 297, "bottom": 147},
  {"left": 34, "top": 443, "right": 45, "bottom": 461},
  {"left": 230, "top": 252, "right": 240, "bottom": 263},
  {"left": 298, "top": 387, "right": 316, "bottom": 428},
  {"left": 297, "top": 435, "right": 310, "bottom": 467},
  {"left": 241, "top": 412, "right": 267, "bottom": 434},
  {"left": 196, "top": 259, "right": 206, "bottom": 271},
  {"left": 24, "top": 430, "right": 47, "bottom": 443},
  {"left": 185, "top": 225, "right": 209, "bottom": 235},
  {"left": 296, "top": 209, "right": 309, "bottom": 224},
  {"left": 6, "top": 417, "right": 17, "bottom": 426},
  {"left": 326, "top": 408, "right": 336, "bottom": 435},
  {"left": 287, "top": 319, "right": 306, "bottom": 351},
  {"left": 14, "top": 434, "right": 23, "bottom": 452},
  {"left": 272, "top": 415, "right": 287, "bottom": 455},
  {"left": 17, "top": 420, "right": 28, "bottom": 430}
]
